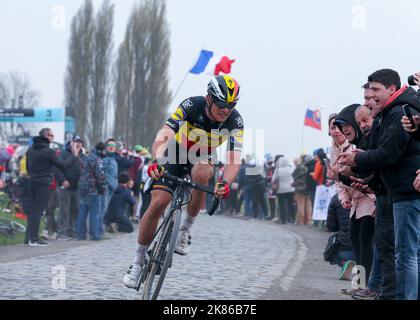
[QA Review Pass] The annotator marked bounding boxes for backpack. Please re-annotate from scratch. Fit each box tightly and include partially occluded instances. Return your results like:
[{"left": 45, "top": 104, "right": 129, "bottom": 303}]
[{"left": 323, "top": 232, "right": 340, "bottom": 263}]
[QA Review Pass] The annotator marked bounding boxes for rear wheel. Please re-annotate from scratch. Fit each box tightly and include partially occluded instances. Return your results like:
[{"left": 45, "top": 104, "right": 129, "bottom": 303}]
[{"left": 141, "top": 208, "right": 181, "bottom": 300}]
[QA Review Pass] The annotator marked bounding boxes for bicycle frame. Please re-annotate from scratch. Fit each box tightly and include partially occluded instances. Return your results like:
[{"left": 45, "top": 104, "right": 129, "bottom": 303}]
[
  {"left": 138, "top": 183, "right": 186, "bottom": 300},
  {"left": 137, "top": 173, "right": 220, "bottom": 300}
]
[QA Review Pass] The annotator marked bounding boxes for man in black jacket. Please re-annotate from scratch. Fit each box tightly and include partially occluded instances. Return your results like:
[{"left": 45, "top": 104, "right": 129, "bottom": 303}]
[
  {"left": 55, "top": 135, "right": 83, "bottom": 240},
  {"left": 25, "top": 128, "right": 80, "bottom": 246},
  {"left": 340, "top": 69, "right": 420, "bottom": 300},
  {"left": 353, "top": 104, "right": 396, "bottom": 300}
]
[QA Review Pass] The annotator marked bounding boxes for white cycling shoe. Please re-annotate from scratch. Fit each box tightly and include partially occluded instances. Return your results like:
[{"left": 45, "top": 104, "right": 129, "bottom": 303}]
[
  {"left": 174, "top": 230, "right": 191, "bottom": 256},
  {"left": 123, "top": 264, "right": 142, "bottom": 289}
]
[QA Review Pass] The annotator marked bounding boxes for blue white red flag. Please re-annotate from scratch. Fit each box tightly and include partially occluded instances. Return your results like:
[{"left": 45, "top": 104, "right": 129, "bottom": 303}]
[{"left": 190, "top": 50, "right": 235, "bottom": 75}]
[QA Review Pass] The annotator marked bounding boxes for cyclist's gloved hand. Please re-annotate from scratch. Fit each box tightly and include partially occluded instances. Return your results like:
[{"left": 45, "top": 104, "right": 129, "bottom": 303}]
[
  {"left": 215, "top": 180, "right": 230, "bottom": 199},
  {"left": 147, "top": 160, "right": 165, "bottom": 180}
]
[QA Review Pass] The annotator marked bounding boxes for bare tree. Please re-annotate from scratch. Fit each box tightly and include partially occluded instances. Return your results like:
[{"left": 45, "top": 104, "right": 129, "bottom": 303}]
[
  {"left": 114, "top": 38, "right": 133, "bottom": 143},
  {"left": 64, "top": 0, "right": 94, "bottom": 146},
  {"left": 91, "top": 0, "right": 114, "bottom": 143},
  {"left": 0, "top": 71, "right": 39, "bottom": 108},
  {"left": 0, "top": 71, "right": 40, "bottom": 141},
  {"left": 0, "top": 74, "right": 10, "bottom": 108},
  {"left": 114, "top": 0, "right": 171, "bottom": 148}
]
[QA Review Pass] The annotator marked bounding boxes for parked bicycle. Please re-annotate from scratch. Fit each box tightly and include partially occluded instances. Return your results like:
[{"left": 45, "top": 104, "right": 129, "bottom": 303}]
[
  {"left": 0, "top": 216, "right": 26, "bottom": 239},
  {"left": 136, "top": 171, "right": 221, "bottom": 300}
]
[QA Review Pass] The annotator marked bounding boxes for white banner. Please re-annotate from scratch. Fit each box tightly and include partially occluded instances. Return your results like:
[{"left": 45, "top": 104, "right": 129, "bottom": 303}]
[{"left": 312, "top": 185, "right": 336, "bottom": 221}]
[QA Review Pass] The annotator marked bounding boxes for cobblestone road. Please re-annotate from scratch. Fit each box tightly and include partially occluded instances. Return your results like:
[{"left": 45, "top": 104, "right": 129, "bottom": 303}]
[{"left": 0, "top": 214, "right": 307, "bottom": 300}]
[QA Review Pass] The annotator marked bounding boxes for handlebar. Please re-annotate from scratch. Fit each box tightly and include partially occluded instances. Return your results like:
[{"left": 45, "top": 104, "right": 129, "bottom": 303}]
[{"left": 162, "top": 172, "right": 221, "bottom": 216}]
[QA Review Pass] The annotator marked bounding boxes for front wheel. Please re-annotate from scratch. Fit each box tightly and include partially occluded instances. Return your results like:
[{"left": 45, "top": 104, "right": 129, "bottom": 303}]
[{"left": 141, "top": 208, "right": 181, "bottom": 300}]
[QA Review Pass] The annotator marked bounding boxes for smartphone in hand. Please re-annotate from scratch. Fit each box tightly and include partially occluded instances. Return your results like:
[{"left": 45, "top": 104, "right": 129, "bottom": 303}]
[{"left": 403, "top": 104, "right": 416, "bottom": 130}]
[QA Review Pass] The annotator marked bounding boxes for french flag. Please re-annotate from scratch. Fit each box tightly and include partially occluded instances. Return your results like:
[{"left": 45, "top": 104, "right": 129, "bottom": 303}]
[
  {"left": 190, "top": 50, "right": 235, "bottom": 75},
  {"left": 304, "top": 109, "right": 322, "bottom": 131}
]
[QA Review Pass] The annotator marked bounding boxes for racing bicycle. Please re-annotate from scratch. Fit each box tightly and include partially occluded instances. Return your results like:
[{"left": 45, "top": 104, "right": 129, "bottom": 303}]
[{"left": 136, "top": 171, "right": 221, "bottom": 300}]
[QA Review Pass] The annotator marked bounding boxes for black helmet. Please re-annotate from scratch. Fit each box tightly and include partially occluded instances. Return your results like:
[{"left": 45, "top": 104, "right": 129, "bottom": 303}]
[{"left": 207, "top": 75, "right": 240, "bottom": 108}]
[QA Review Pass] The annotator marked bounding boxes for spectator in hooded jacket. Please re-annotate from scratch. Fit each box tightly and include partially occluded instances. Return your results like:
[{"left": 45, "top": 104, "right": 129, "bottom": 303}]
[
  {"left": 331, "top": 106, "right": 376, "bottom": 295},
  {"left": 25, "top": 128, "right": 80, "bottom": 246}
]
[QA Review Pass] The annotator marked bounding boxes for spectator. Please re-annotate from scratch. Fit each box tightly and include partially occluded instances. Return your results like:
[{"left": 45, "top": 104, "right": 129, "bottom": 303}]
[
  {"left": 55, "top": 136, "right": 84, "bottom": 240},
  {"left": 332, "top": 106, "right": 376, "bottom": 293},
  {"left": 310, "top": 148, "right": 330, "bottom": 228},
  {"left": 326, "top": 194, "right": 354, "bottom": 277},
  {"left": 340, "top": 69, "right": 420, "bottom": 300},
  {"left": 292, "top": 156, "right": 312, "bottom": 225},
  {"left": 264, "top": 155, "right": 277, "bottom": 220},
  {"left": 115, "top": 142, "right": 135, "bottom": 174},
  {"left": 24, "top": 128, "right": 79, "bottom": 246},
  {"left": 248, "top": 161, "right": 268, "bottom": 220},
  {"left": 76, "top": 142, "right": 107, "bottom": 241},
  {"left": 303, "top": 154, "right": 317, "bottom": 207},
  {"left": 226, "top": 174, "right": 240, "bottom": 216},
  {"left": 273, "top": 157, "right": 295, "bottom": 224},
  {"left": 310, "top": 148, "right": 329, "bottom": 186},
  {"left": 99, "top": 138, "right": 119, "bottom": 239},
  {"left": 104, "top": 172, "right": 135, "bottom": 233},
  {"left": 352, "top": 103, "right": 391, "bottom": 301},
  {"left": 129, "top": 145, "right": 144, "bottom": 197},
  {"left": 237, "top": 157, "right": 254, "bottom": 218},
  {"left": 0, "top": 144, "right": 12, "bottom": 176}
]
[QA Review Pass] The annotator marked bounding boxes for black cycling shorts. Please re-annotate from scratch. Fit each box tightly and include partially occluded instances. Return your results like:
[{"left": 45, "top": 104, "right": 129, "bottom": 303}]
[{"left": 151, "top": 144, "right": 217, "bottom": 195}]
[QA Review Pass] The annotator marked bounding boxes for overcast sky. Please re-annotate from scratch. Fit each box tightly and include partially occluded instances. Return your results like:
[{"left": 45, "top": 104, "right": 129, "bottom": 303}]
[{"left": 1, "top": 0, "right": 420, "bottom": 161}]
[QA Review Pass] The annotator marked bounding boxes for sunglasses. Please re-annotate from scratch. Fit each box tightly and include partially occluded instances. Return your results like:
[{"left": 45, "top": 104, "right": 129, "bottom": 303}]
[
  {"left": 212, "top": 99, "right": 236, "bottom": 110},
  {"left": 107, "top": 144, "right": 116, "bottom": 148}
]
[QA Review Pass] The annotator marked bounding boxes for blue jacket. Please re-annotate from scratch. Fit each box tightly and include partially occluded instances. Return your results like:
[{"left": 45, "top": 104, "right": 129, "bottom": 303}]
[{"left": 103, "top": 153, "right": 118, "bottom": 192}]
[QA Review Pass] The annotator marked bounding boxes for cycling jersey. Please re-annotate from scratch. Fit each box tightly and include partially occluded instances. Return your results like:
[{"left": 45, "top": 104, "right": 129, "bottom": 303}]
[{"left": 166, "top": 96, "right": 244, "bottom": 152}]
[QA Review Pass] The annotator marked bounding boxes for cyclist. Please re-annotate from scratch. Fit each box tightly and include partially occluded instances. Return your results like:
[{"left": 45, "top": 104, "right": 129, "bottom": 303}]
[{"left": 123, "top": 75, "right": 244, "bottom": 288}]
